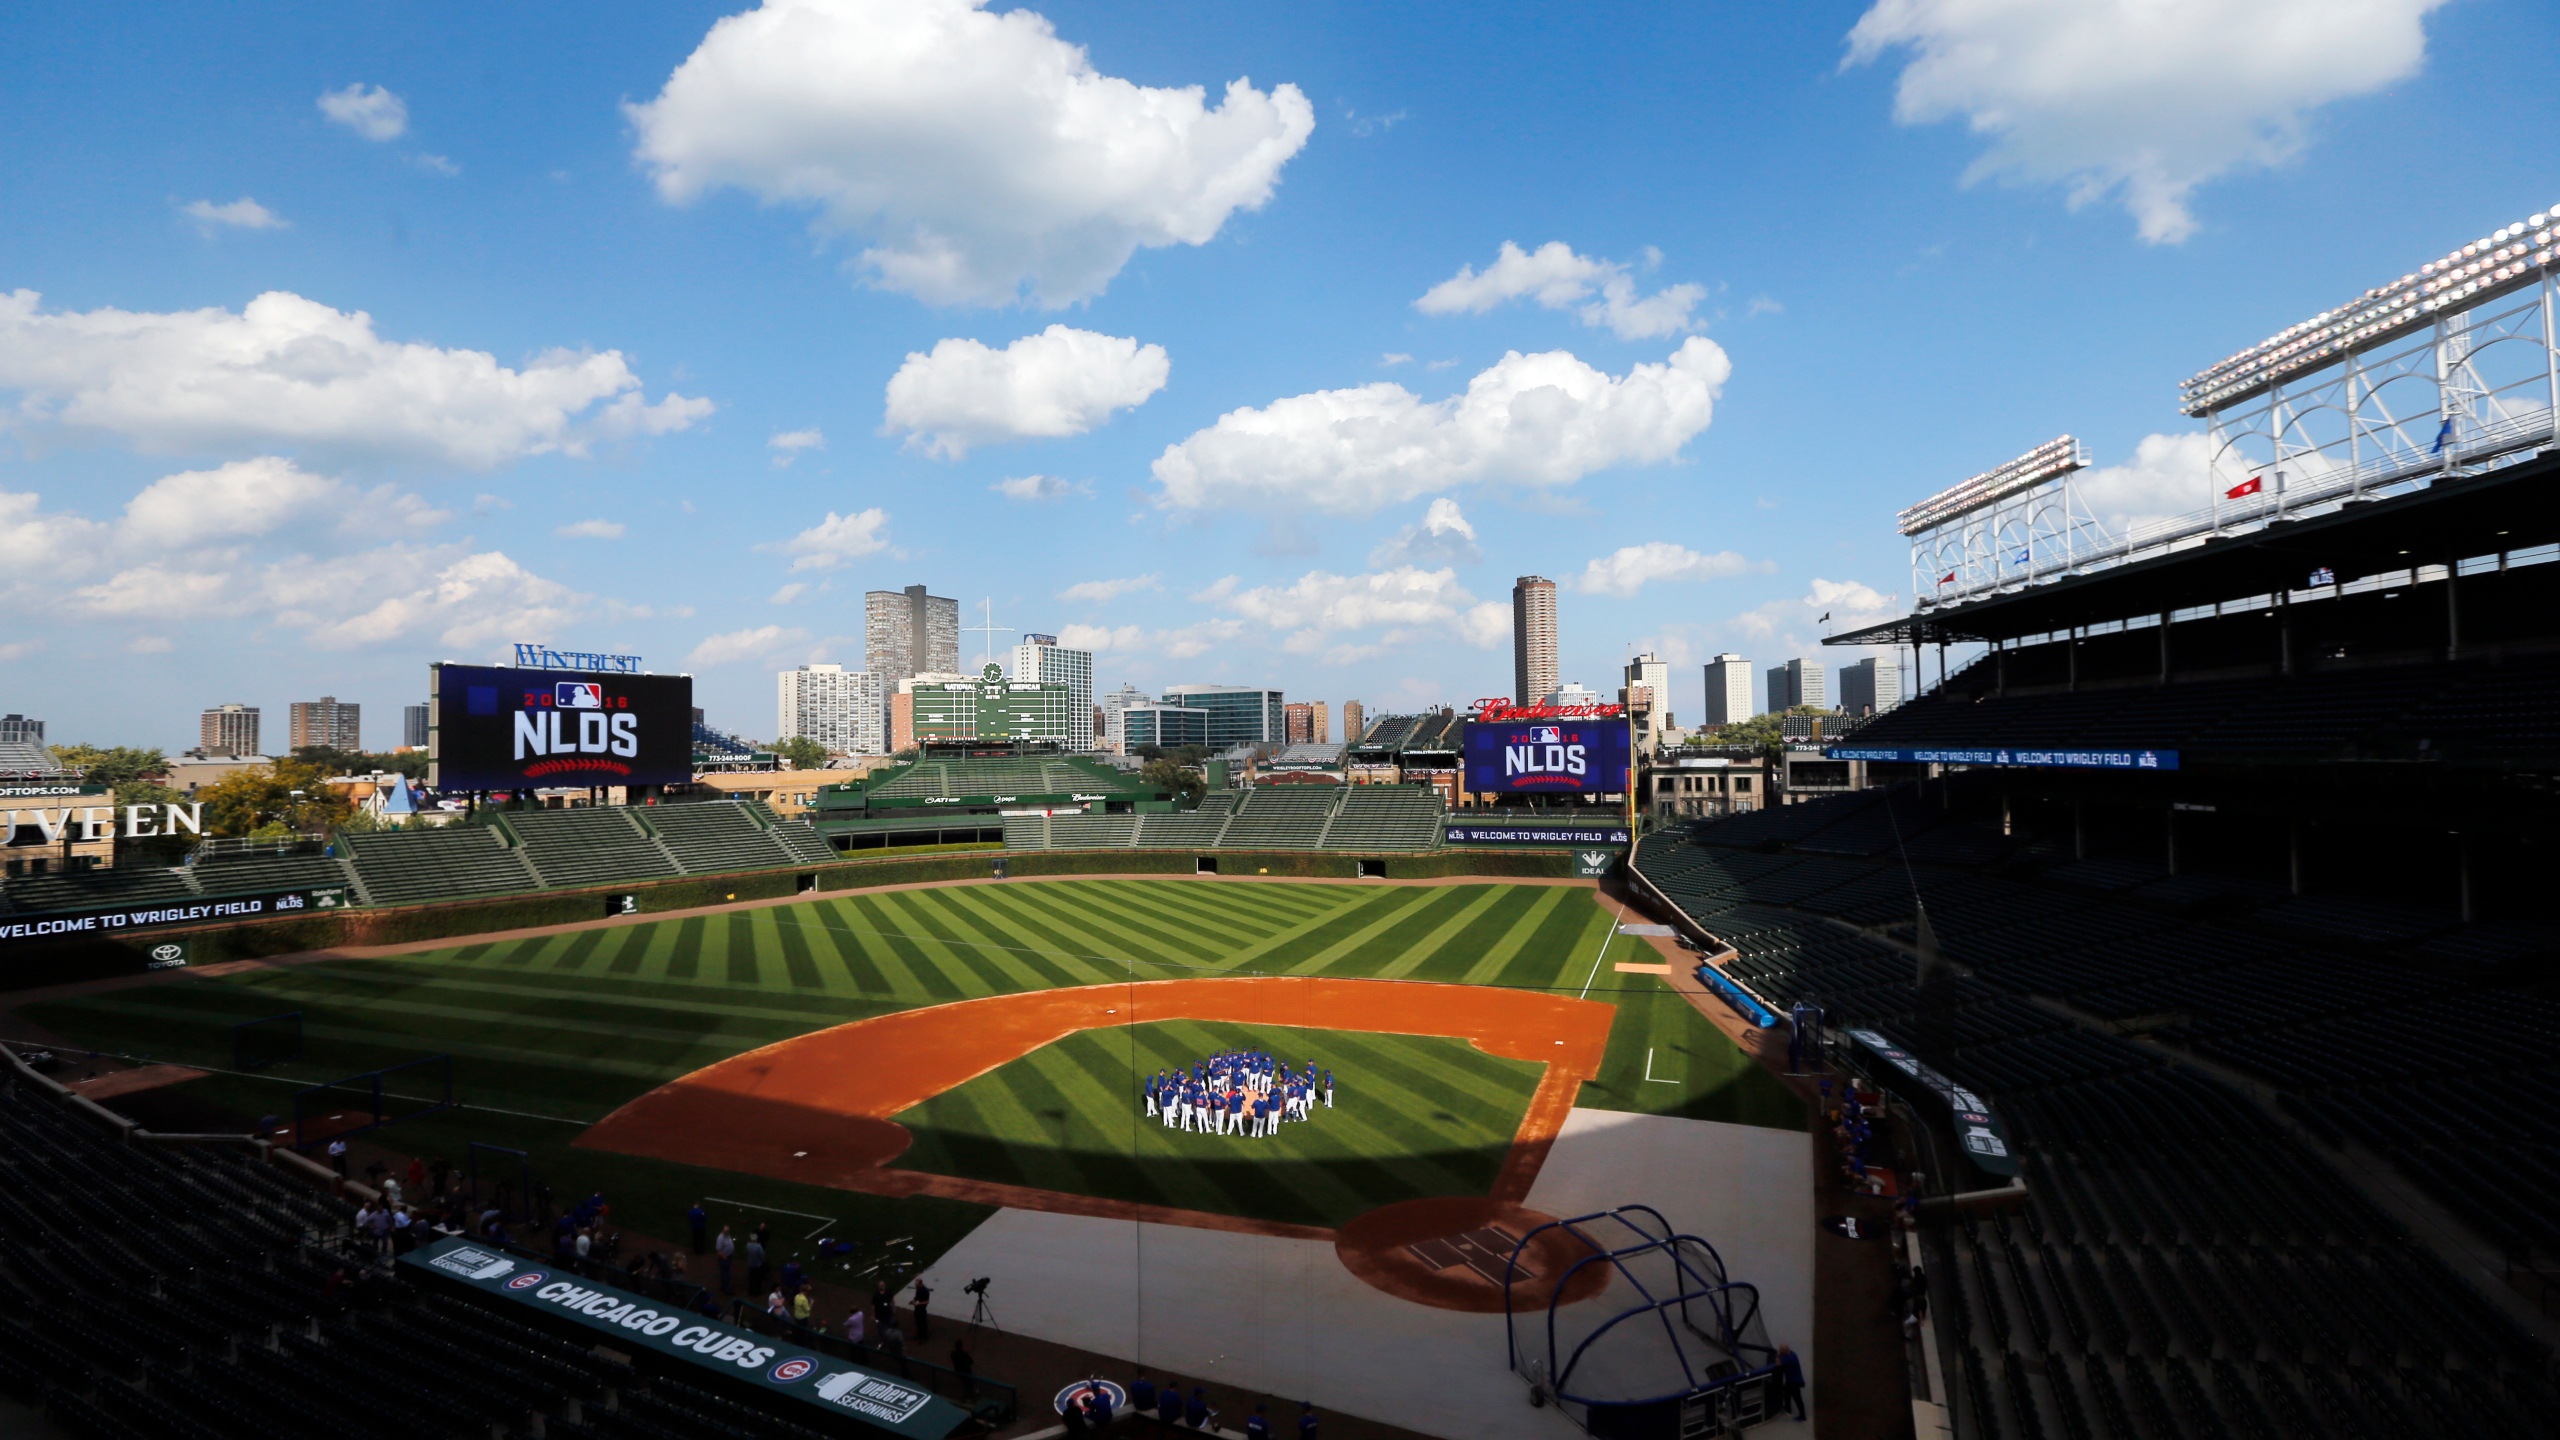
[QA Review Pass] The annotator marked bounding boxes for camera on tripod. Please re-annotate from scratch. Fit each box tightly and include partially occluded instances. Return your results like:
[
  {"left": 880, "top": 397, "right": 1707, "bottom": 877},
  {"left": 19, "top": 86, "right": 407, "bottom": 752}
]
[{"left": 964, "top": 1276, "right": 991, "bottom": 1297}]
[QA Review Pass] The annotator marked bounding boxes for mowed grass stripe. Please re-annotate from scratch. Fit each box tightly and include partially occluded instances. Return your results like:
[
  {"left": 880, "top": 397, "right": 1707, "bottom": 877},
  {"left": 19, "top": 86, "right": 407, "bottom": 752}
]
[
  {"left": 1401, "top": 887, "right": 1551, "bottom": 983},
  {"left": 1465, "top": 886, "right": 1602, "bottom": 990},
  {"left": 1324, "top": 884, "right": 1501, "bottom": 977},
  {"left": 258, "top": 965, "right": 891, "bottom": 1028},
  {"left": 900, "top": 888, "right": 1084, "bottom": 992},
  {"left": 1067, "top": 879, "right": 1290, "bottom": 950},
  {"left": 841, "top": 896, "right": 966, "bottom": 1000},
  {"left": 661, "top": 916, "right": 704, "bottom": 981},
  {"left": 945, "top": 886, "right": 1168, "bottom": 983},
  {"left": 979, "top": 883, "right": 1209, "bottom": 974},
  {"left": 1278, "top": 887, "right": 1452, "bottom": 974}
]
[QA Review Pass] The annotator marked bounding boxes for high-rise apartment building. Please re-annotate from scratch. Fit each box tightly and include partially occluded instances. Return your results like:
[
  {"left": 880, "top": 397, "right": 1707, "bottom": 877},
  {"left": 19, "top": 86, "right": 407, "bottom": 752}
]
[
  {"left": 0, "top": 714, "right": 42, "bottom": 745},
  {"left": 1283, "top": 702, "right": 1320, "bottom": 743},
  {"left": 1837, "top": 657, "right": 1901, "bottom": 717},
  {"left": 289, "top": 697, "right": 360, "bottom": 752},
  {"left": 1766, "top": 658, "right": 1827, "bottom": 713},
  {"left": 1621, "top": 652, "right": 1670, "bottom": 749},
  {"left": 1512, "top": 576, "right": 1557, "bottom": 707},
  {"left": 778, "top": 663, "right": 887, "bottom": 755},
  {"left": 863, "top": 585, "right": 960, "bottom": 683},
  {"left": 1011, "top": 635, "right": 1095, "bottom": 751},
  {"left": 1341, "top": 701, "right": 1366, "bottom": 744},
  {"left": 200, "top": 704, "right": 260, "bottom": 758},
  {"left": 402, "top": 703, "right": 429, "bottom": 749},
  {"left": 1161, "top": 685, "right": 1286, "bottom": 748},
  {"left": 1704, "top": 655, "right": 1753, "bottom": 727},
  {"left": 1099, "top": 683, "right": 1149, "bottom": 753}
]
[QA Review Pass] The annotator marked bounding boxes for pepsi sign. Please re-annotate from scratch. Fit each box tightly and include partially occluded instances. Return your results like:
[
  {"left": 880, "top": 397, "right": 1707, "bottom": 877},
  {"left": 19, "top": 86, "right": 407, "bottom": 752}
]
[
  {"left": 431, "top": 662, "right": 694, "bottom": 792},
  {"left": 1462, "top": 718, "right": 1631, "bottom": 795}
]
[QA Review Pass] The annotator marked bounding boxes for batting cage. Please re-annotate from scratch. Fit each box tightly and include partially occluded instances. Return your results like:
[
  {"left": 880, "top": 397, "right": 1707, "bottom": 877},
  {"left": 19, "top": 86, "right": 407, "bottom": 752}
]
[
  {"left": 1506, "top": 1205, "right": 1784, "bottom": 1438},
  {"left": 291, "top": 1054, "right": 455, "bottom": 1151},
  {"left": 230, "top": 1011, "right": 304, "bottom": 1072}
]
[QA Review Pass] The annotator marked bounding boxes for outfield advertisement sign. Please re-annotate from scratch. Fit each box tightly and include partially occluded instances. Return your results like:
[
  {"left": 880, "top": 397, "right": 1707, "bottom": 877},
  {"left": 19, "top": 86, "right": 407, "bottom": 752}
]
[
  {"left": 1461, "top": 720, "right": 1632, "bottom": 795},
  {"left": 1442, "top": 823, "right": 1631, "bottom": 846},
  {"left": 0, "top": 888, "right": 348, "bottom": 948},
  {"left": 431, "top": 663, "right": 693, "bottom": 791},
  {"left": 1825, "top": 746, "right": 2179, "bottom": 772},
  {"left": 401, "top": 1238, "right": 967, "bottom": 1439}
]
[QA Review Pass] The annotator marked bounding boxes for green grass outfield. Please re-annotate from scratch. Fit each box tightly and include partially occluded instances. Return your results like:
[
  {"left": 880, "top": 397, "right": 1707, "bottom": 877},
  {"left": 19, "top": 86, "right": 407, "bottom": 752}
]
[
  {"left": 19, "top": 880, "right": 1800, "bottom": 1250},
  {"left": 894, "top": 1021, "right": 1545, "bottom": 1230}
]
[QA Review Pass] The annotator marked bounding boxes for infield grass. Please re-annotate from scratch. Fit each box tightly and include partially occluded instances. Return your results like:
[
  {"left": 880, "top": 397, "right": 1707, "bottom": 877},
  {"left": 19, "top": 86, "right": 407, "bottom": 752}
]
[{"left": 19, "top": 879, "right": 1800, "bottom": 1248}]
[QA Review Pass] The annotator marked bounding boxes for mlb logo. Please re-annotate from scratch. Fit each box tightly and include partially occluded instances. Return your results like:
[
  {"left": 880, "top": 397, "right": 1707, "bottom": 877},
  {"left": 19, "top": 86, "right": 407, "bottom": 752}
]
[
  {"left": 1530, "top": 725, "right": 1561, "bottom": 743},
  {"left": 555, "top": 682, "right": 603, "bottom": 709}
]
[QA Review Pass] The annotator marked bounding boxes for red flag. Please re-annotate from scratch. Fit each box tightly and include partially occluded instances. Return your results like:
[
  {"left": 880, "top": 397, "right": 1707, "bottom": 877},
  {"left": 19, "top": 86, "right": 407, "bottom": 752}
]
[
  {"left": 2224, "top": 475, "right": 2264, "bottom": 499},
  {"left": 1938, "top": 572, "right": 1956, "bottom": 585}
]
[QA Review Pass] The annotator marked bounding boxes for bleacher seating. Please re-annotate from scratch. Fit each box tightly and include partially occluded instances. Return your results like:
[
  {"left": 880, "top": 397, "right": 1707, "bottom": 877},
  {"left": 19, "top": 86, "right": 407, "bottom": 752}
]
[
  {"left": 765, "top": 819, "right": 837, "bottom": 864},
  {"left": 1130, "top": 799, "right": 1232, "bottom": 848},
  {"left": 644, "top": 802, "right": 798, "bottom": 874},
  {"left": 1211, "top": 788, "right": 1339, "bottom": 850},
  {"left": 998, "top": 786, "right": 1448, "bottom": 854},
  {"left": 504, "top": 808, "right": 680, "bottom": 890},
  {"left": 1048, "top": 813, "right": 1138, "bottom": 848},
  {"left": 1319, "top": 786, "right": 1443, "bottom": 850},
  {"left": 339, "top": 826, "right": 540, "bottom": 907},
  {"left": 0, "top": 866, "right": 199, "bottom": 915},
  {"left": 189, "top": 851, "right": 359, "bottom": 900}
]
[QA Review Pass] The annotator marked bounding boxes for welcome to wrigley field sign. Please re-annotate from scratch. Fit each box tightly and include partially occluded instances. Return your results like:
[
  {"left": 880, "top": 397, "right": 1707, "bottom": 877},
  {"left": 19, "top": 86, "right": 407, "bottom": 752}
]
[{"left": 401, "top": 1237, "right": 969, "bottom": 1438}]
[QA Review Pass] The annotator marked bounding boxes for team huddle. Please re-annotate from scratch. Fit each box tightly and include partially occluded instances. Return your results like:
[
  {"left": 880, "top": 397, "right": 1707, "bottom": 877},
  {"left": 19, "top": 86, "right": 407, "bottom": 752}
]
[{"left": 1145, "top": 1051, "right": 1335, "bottom": 1138}]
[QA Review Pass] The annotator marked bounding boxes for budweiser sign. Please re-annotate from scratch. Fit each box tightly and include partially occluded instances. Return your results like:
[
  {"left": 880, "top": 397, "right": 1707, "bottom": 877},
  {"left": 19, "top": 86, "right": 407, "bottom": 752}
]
[{"left": 1472, "top": 697, "right": 1626, "bottom": 722}]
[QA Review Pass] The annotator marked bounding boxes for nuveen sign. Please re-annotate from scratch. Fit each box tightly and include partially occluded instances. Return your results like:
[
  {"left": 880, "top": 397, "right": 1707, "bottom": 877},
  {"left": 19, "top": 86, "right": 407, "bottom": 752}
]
[{"left": 401, "top": 1237, "right": 967, "bottom": 1438}]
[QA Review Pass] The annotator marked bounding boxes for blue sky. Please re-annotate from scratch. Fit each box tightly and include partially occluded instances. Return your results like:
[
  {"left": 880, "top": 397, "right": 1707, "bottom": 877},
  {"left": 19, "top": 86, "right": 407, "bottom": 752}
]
[{"left": 3, "top": 0, "right": 2552, "bottom": 748}]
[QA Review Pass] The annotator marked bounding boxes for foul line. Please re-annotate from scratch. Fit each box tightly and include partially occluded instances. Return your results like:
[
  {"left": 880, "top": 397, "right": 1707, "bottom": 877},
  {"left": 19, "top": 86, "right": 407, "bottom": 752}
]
[
  {"left": 1577, "top": 892, "right": 1628, "bottom": 1000},
  {"left": 1643, "top": 1047, "right": 1680, "bottom": 1085},
  {"left": 701, "top": 1195, "right": 839, "bottom": 1239}
]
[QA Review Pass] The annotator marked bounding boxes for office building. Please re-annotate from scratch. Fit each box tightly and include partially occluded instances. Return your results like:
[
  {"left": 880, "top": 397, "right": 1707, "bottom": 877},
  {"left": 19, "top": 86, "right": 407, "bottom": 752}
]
[
  {"left": 1512, "top": 576, "right": 1557, "bottom": 707},
  {"left": 289, "top": 697, "right": 360, "bottom": 752},
  {"left": 1162, "top": 685, "right": 1286, "bottom": 748},
  {"left": 0, "top": 714, "right": 42, "bottom": 745},
  {"left": 1837, "top": 656, "right": 1901, "bottom": 717},
  {"left": 1621, "top": 652, "right": 1670, "bottom": 749},
  {"left": 200, "top": 704, "right": 260, "bottom": 758},
  {"left": 402, "top": 703, "right": 429, "bottom": 749},
  {"left": 1703, "top": 654, "right": 1753, "bottom": 727},
  {"left": 1341, "top": 700, "right": 1366, "bottom": 744},
  {"left": 864, "top": 585, "right": 960, "bottom": 684},
  {"left": 1012, "top": 635, "right": 1096, "bottom": 751},
  {"left": 778, "top": 663, "right": 887, "bottom": 755},
  {"left": 1283, "top": 701, "right": 1330, "bottom": 744},
  {"left": 1121, "top": 703, "right": 1211, "bottom": 751},
  {"left": 1766, "top": 658, "right": 1826, "bottom": 713},
  {"left": 1547, "top": 681, "right": 1602, "bottom": 709},
  {"left": 1099, "top": 683, "right": 1150, "bottom": 753}
]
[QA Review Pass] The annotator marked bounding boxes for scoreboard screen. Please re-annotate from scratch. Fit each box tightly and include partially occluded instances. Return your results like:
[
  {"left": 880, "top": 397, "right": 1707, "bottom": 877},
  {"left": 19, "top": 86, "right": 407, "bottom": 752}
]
[
  {"left": 1461, "top": 718, "right": 1632, "bottom": 795},
  {"left": 431, "top": 663, "right": 693, "bottom": 791}
]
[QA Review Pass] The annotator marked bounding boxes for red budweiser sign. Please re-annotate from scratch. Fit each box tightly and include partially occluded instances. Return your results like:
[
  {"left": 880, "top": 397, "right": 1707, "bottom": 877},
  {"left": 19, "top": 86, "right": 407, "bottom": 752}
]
[{"left": 1472, "top": 696, "right": 1626, "bottom": 722}]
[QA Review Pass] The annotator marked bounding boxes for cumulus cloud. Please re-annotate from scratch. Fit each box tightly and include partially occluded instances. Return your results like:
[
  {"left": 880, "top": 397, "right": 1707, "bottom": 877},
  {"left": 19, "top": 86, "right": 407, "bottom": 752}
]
[
  {"left": 119, "top": 457, "right": 348, "bottom": 548},
  {"left": 991, "top": 474, "right": 1091, "bottom": 501},
  {"left": 1059, "top": 574, "right": 1160, "bottom": 604},
  {"left": 768, "top": 428, "right": 824, "bottom": 466},
  {"left": 180, "top": 198, "right": 287, "bottom": 234},
  {"left": 1153, "top": 337, "right": 1730, "bottom": 515},
  {"left": 628, "top": 0, "right": 1314, "bottom": 307},
  {"left": 1573, "top": 542, "right": 1764, "bottom": 597},
  {"left": 1369, "top": 497, "right": 1481, "bottom": 568},
  {"left": 265, "top": 547, "right": 585, "bottom": 650},
  {"left": 2075, "top": 431, "right": 2214, "bottom": 536},
  {"left": 884, "top": 326, "right": 1168, "bottom": 459},
  {"left": 319, "top": 83, "right": 409, "bottom": 141},
  {"left": 1728, "top": 578, "right": 1902, "bottom": 653},
  {"left": 1057, "top": 619, "right": 1239, "bottom": 660},
  {"left": 0, "top": 290, "right": 710, "bottom": 467},
  {"left": 1416, "top": 241, "right": 1705, "bottom": 340},
  {"left": 1844, "top": 0, "right": 2446, "bottom": 244},
  {"left": 770, "top": 508, "right": 891, "bottom": 571},
  {"left": 1213, "top": 566, "right": 1509, "bottom": 660},
  {"left": 556, "top": 519, "right": 626, "bottom": 540},
  {"left": 686, "top": 624, "right": 811, "bottom": 667},
  {"left": 1055, "top": 621, "right": 1148, "bottom": 653}
]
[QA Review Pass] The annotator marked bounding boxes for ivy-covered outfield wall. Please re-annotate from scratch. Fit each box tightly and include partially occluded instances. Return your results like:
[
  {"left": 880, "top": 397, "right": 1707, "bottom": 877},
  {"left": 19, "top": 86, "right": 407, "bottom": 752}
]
[{"left": 0, "top": 844, "right": 1585, "bottom": 990}]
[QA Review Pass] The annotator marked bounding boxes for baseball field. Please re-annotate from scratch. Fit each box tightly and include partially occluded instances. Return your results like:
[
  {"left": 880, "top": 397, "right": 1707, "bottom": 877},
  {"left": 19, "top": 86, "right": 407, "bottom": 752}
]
[{"left": 15, "top": 877, "right": 1802, "bottom": 1267}]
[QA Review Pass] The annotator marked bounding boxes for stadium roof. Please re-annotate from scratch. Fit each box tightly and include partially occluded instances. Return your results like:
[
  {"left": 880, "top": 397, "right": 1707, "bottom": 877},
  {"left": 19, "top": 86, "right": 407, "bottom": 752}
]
[{"left": 1832, "top": 452, "right": 2560, "bottom": 647}]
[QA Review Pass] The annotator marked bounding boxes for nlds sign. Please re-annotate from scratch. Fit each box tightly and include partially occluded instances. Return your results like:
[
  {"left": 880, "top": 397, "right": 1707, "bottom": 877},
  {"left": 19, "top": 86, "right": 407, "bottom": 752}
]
[
  {"left": 431, "top": 662, "right": 693, "bottom": 792},
  {"left": 1462, "top": 718, "right": 1631, "bottom": 795}
]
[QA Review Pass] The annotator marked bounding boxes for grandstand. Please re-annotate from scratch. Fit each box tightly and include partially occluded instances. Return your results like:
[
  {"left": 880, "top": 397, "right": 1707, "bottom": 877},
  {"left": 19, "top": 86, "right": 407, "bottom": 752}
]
[{"left": 998, "top": 783, "right": 1448, "bottom": 853}]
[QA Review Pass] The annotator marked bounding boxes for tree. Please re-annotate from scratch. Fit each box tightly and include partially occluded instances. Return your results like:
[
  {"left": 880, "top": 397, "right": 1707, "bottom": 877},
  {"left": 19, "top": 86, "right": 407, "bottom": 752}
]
[
  {"left": 775, "top": 736, "right": 830, "bottom": 771},
  {"left": 290, "top": 745, "right": 426, "bottom": 781},
  {"left": 48, "top": 744, "right": 168, "bottom": 788},
  {"left": 1141, "top": 758, "right": 1207, "bottom": 808},
  {"left": 196, "top": 758, "right": 353, "bottom": 838}
]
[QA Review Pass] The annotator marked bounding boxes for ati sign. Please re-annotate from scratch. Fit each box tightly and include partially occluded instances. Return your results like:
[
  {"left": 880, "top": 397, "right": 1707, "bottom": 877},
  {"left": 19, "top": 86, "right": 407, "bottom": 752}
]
[
  {"left": 1461, "top": 719, "right": 1632, "bottom": 796},
  {"left": 431, "top": 663, "right": 693, "bottom": 791},
  {"left": 400, "top": 1237, "right": 965, "bottom": 1439},
  {"left": 3, "top": 804, "right": 203, "bottom": 846}
]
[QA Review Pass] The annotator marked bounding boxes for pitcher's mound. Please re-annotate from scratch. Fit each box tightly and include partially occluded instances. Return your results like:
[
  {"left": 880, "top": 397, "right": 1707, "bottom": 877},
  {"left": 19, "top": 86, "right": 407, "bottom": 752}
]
[{"left": 1336, "top": 1197, "right": 1610, "bottom": 1313}]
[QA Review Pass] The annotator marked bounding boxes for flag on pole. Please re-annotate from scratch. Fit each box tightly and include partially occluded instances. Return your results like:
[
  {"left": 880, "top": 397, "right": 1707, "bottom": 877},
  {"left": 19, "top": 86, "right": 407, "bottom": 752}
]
[
  {"left": 1938, "top": 572, "right": 1956, "bottom": 586},
  {"left": 2224, "top": 475, "right": 2264, "bottom": 499},
  {"left": 2432, "top": 416, "right": 2455, "bottom": 454}
]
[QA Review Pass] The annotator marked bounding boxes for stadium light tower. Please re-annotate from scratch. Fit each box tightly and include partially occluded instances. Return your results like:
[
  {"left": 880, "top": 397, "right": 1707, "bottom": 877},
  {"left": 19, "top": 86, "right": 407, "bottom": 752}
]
[{"left": 1899, "top": 436, "right": 2097, "bottom": 609}]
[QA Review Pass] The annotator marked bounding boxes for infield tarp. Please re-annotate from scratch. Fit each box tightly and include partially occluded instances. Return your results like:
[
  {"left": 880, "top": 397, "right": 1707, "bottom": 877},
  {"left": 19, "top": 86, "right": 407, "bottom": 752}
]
[{"left": 400, "top": 1236, "right": 968, "bottom": 1439}]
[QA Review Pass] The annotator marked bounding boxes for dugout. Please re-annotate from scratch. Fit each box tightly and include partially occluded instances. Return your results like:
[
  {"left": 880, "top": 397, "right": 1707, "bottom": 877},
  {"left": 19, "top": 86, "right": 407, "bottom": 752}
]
[{"left": 1506, "top": 1206, "right": 1784, "bottom": 1438}]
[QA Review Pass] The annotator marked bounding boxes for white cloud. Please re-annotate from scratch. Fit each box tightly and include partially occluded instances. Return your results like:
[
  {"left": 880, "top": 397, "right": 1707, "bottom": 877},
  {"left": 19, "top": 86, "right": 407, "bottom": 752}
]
[
  {"left": 1055, "top": 621, "right": 1146, "bottom": 653},
  {"left": 1728, "top": 578, "right": 1901, "bottom": 653},
  {"left": 180, "top": 198, "right": 288, "bottom": 234},
  {"left": 768, "top": 428, "right": 825, "bottom": 467},
  {"left": 0, "top": 641, "right": 41, "bottom": 661},
  {"left": 120, "top": 457, "right": 345, "bottom": 548},
  {"left": 2075, "top": 431, "right": 2213, "bottom": 535},
  {"left": 628, "top": 0, "right": 1315, "bottom": 307},
  {"left": 1416, "top": 241, "right": 1706, "bottom": 340},
  {"left": 1573, "top": 542, "right": 1764, "bottom": 597},
  {"left": 0, "top": 290, "right": 710, "bottom": 467},
  {"left": 885, "top": 326, "right": 1168, "bottom": 459},
  {"left": 318, "top": 83, "right": 409, "bottom": 141},
  {"left": 1369, "top": 497, "right": 1480, "bottom": 567},
  {"left": 265, "top": 546, "right": 584, "bottom": 649},
  {"left": 1205, "top": 566, "right": 1511, "bottom": 662},
  {"left": 1380, "top": 352, "right": 1413, "bottom": 367},
  {"left": 1059, "top": 574, "right": 1160, "bottom": 604},
  {"left": 1844, "top": 0, "right": 2447, "bottom": 244},
  {"left": 1152, "top": 337, "right": 1731, "bottom": 515},
  {"left": 414, "top": 153, "right": 461, "bottom": 177},
  {"left": 556, "top": 519, "right": 626, "bottom": 540},
  {"left": 769, "top": 581, "right": 810, "bottom": 604},
  {"left": 472, "top": 493, "right": 515, "bottom": 513},
  {"left": 125, "top": 635, "right": 173, "bottom": 654},
  {"left": 686, "top": 624, "right": 811, "bottom": 667},
  {"left": 991, "top": 474, "right": 1091, "bottom": 501},
  {"left": 770, "top": 508, "right": 891, "bottom": 571}
]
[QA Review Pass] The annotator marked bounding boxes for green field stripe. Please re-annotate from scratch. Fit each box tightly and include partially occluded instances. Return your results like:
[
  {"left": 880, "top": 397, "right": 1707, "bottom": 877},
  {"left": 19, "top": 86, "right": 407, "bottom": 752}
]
[
  {"left": 847, "top": 896, "right": 985, "bottom": 1000},
  {"left": 777, "top": 903, "right": 870, "bottom": 998},
  {"left": 1327, "top": 884, "right": 1496, "bottom": 978},
  {"left": 1275, "top": 887, "right": 1451, "bottom": 974},
  {"left": 1400, "top": 887, "right": 1545, "bottom": 983},
  {"left": 60, "top": 995, "right": 734, "bottom": 1082},
  {"left": 810, "top": 899, "right": 897, "bottom": 996},
  {"left": 1158, "top": 885, "right": 1369, "bottom": 965},
  {"left": 547, "top": 927, "right": 609, "bottom": 973},
  {"left": 1369, "top": 885, "right": 1512, "bottom": 979},
  {"left": 662, "top": 916, "right": 705, "bottom": 981},
  {"left": 1451, "top": 885, "right": 1575, "bottom": 986},
  {"left": 831, "top": 897, "right": 948, "bottom": 1000},
  {"left": 1315, "top": 1030, "right": 1537, "bottom": 1128},
  {"left": 982, "top": 883, "right": 1204, "bottom": 974},
  {"left": 1213, "top": 887, "right": 1422, "bottom": 973},
  {"left": 253, "top": 966, "right": 893, "bottom": 1029},
  {"left": 769, "top": 909, "right": 826, "bottom": 990},
  {"left": 1482, "top": 889, "right": 1611, "bottom": 991},
  {"left": 930, "top": 888, "right": 1135, "bottom": 985},
  {"left": 724, "top": 912, "right": 767, "bottom": 987},
  {"left": 892, "top": 889, "right": 1069, "bottom": 993},
  {"left": 1091, "top": 879, "right": 1322, "bottom": 953}
]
